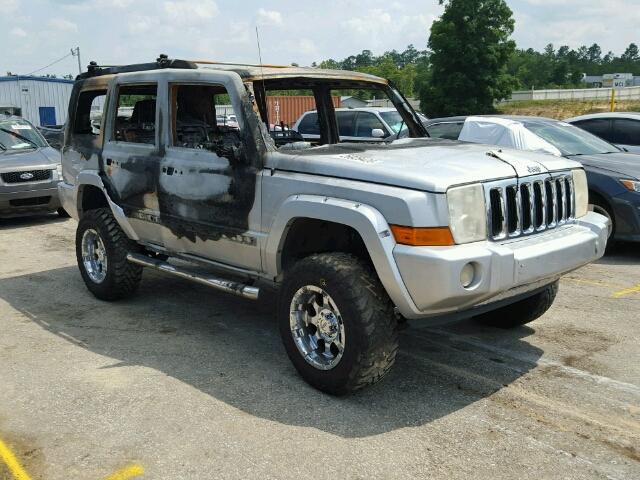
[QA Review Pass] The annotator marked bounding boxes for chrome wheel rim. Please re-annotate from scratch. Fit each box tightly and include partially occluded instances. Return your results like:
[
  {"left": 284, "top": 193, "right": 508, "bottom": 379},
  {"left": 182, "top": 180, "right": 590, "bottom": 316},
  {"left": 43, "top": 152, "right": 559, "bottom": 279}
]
[
  {"left": 289, "top": 285, "right": 345, "bottom": 370},
  {"left": 81, "top": 228, "right": 108, "bottom": 283}
]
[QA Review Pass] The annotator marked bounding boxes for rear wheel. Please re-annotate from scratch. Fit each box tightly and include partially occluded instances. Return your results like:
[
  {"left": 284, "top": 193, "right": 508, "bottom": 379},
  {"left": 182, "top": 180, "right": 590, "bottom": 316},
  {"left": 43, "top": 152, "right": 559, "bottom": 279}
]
[
  {"left": 278, "top": 253, "right": 398, "bottom": 395},
  {"left": 76, "top": 208, "right": 142, "bottom": 301},
  {"left": 473, "top": 281, "right": 559, "bottom": 328}
]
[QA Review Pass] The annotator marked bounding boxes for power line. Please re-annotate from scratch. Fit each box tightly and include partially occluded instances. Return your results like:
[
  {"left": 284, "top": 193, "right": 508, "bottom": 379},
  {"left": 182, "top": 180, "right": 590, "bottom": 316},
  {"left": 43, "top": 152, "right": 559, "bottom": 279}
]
[{"left": 26, "top": 52, "right": 74, "bottom": 76}]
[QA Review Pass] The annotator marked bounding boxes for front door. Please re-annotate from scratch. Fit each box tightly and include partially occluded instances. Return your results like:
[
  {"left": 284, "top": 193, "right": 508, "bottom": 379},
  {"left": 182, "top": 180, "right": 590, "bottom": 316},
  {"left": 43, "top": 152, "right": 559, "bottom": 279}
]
[{"left": 158, "top": 79, "right": 263, "bottom": 271}]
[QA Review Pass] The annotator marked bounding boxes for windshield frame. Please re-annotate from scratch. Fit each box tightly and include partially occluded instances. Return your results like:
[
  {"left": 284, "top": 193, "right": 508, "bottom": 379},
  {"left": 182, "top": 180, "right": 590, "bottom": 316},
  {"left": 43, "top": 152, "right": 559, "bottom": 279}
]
[
  {"left": 251, "top": 77, "right": 427, "bottom": 151},
  {"left": 523, "top": 120, "right": 621, "bottom": 156}
]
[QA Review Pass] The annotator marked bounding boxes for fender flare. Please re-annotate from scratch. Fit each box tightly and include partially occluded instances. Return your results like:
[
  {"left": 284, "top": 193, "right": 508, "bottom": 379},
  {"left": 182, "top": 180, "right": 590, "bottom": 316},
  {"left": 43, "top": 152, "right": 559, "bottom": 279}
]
[
  {"left": 76, "top": 170, "right": 140, "bottom": 241},
  {"left": 264, "top": 194, "right": 421, "bottom": 318}
]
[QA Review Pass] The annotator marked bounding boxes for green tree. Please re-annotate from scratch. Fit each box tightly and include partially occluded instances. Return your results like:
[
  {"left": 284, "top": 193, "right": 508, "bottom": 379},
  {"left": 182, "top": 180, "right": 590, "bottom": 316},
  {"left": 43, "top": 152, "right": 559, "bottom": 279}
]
[{"left": 421, "top": 0, "right": 517, "bottom": 116}]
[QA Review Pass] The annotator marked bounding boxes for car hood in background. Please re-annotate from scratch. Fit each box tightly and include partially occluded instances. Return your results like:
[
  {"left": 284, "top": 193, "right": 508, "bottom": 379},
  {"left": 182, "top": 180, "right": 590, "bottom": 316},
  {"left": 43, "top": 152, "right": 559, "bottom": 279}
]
[
  {"left": 270, "top": 138, "right": 579, "bottom": 192},
  {"left": 0, "top": 147, "right": 60, "bottom": 172},
  {"left": 571, "top": 152, "right": 640, "bottom": 180}
]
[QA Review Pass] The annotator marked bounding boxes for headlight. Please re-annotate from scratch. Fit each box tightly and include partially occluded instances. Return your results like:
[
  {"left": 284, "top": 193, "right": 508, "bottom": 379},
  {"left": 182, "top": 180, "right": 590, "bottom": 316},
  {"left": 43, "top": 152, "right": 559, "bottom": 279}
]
[
  {"left": 447, "top": 184, "right": 487, "bottom": 244},
  {"left": 572, "top": 169, "right": 588, "bottom": 218},
  {"left": 621, "top": 179, "right": 640, "bottom": 193}
]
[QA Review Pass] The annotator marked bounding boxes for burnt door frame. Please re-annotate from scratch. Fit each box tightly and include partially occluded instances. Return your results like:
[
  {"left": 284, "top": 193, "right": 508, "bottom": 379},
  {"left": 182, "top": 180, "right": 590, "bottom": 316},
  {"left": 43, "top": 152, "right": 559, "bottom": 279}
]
[
  {"left": 101, "top": 73, "right": 166, "bottom": 246},
  {"left": 155, "top": 71, "right": 264, "bottom": 272}
]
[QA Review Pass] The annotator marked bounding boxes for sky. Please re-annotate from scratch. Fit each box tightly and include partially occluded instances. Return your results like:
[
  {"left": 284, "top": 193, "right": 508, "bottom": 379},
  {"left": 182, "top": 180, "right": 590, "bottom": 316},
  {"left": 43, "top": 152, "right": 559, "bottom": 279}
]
[{"left": 1, "top": 0, "right": 639, "bottom": 77}]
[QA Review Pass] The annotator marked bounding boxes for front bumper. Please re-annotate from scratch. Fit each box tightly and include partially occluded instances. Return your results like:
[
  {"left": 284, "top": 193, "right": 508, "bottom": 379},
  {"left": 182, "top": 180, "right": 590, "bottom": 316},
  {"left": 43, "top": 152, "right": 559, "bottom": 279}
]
[
  {"left": 393, "top": 212, "right": 608, "bottom": 318},
  {"left": 0, "top": 185, "right": 61, "bottom": 217}
]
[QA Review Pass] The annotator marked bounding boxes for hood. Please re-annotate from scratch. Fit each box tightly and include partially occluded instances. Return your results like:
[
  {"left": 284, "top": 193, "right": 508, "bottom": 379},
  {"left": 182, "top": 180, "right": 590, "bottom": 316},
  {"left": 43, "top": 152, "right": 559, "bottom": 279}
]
[
  {"left": 0, "top": 146, "right": 60, "bottom": 172},
  {"left": 570, "top": 152, "right": 640, "bottom": 180},
  {"left": 269, "top": 138, "right": 579, "bottom": 192}
]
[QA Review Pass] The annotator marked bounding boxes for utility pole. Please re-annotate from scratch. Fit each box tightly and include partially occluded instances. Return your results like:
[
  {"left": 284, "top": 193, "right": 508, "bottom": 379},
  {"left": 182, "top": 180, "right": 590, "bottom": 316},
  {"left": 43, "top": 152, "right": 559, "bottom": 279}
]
[{"left": 71, "top": 47, "right": 82, "bottom": 74}]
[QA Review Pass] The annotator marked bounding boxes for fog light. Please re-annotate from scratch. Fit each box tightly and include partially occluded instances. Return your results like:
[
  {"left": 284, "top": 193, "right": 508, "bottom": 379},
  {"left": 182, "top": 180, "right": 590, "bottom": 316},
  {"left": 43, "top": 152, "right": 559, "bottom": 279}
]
[{"left": 460, "top": 263, "right": 476, "bottom": 288}]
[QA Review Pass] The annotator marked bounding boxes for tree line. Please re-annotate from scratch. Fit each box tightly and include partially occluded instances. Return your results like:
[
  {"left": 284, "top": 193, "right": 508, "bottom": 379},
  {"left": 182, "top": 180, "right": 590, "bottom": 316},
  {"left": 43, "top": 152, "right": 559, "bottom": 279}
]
[{"left": 313, "top": 0, "right": 640, "bottom": 117}]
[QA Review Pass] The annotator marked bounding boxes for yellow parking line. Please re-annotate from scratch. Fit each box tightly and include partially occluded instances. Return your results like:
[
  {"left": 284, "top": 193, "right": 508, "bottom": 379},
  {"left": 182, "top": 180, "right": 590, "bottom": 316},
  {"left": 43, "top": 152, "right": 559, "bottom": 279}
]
[
  {"left": 563, "top": 277, "right": 622, "bottom": 289},
  {"left": 103, "top": 464, "right": 145, "bottom": 480},
  {"left": 612, "top": 284, "right": 640, "bottom": 299},
  {"left": 1, "top": 436, "right": 143, "bottom": 480},
  {"left": 0, "top": 438, "right": 32, "bottom": 480}
]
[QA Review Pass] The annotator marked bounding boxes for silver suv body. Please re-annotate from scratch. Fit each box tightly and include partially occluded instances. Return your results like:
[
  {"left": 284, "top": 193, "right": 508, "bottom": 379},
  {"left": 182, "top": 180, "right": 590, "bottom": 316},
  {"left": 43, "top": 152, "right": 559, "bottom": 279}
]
[{"left": 59, "top": 57, "right": 608, "bottom": 394}]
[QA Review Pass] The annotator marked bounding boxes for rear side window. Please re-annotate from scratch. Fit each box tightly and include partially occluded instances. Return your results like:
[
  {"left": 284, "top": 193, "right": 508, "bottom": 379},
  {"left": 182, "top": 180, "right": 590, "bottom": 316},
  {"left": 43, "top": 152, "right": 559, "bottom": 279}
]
[
  {"left": 427, "top": 122, "right": 464, "bottom": 140},
  {"left": 73, "top": 90, "right": 106, "bottom": 136},
  {"left": 113, "top": 84, "right": 157, "bottom": 145},
  {"left": 611, "top": 119, "right": 640, "bottom": 146},
  {"left": 355, "top": 112, "right": 386, "bottom": 137},
  {"left": 297, "top": 112, "right": 320, "bottom": 135},
  {"left": 336, "top": 111, "right": 357, "bottom": 137},
  {"left": 573, "top": 118, "right": 613, "bottom": 142}
]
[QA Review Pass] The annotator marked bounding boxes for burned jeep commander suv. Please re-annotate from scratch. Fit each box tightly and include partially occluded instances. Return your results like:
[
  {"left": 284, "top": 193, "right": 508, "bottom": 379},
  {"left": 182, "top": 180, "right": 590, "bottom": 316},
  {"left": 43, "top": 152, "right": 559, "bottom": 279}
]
[{"left": 59, "top": 56, "right": 609, "bottom": 395}]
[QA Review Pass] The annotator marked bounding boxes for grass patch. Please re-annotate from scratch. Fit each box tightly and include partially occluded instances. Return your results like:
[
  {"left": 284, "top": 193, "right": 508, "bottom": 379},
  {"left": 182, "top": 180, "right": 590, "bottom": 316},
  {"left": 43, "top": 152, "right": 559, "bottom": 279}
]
[{"left": 496, "top": 99, "right": 640, "bottom": 119}]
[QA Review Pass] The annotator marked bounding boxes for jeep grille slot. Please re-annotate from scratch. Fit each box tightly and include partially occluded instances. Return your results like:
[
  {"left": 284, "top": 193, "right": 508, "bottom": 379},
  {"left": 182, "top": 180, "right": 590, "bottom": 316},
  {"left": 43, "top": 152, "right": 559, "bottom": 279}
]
[{"left": 486, "top": 173, "right": 574, "bottom": 241}]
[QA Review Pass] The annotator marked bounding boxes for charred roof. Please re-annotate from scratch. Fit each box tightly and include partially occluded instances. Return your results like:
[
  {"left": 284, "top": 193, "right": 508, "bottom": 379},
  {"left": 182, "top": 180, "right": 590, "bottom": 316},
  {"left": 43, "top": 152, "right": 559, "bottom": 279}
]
[{"left": 77, "top": 55, "right": 387, "bottom": 86}]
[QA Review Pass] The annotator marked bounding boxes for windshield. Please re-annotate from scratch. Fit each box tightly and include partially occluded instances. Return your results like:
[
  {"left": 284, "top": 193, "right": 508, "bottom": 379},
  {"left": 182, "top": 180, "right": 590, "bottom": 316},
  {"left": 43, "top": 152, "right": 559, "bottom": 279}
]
[
  {"left": 524, "top": 120, "right": 620, "bottom": 156},
  {"left": 379, "top": 111, "right": 407, "bottom": 134},
  {"left": 0, "top": 118, "right": 47, "bottom": 152}
]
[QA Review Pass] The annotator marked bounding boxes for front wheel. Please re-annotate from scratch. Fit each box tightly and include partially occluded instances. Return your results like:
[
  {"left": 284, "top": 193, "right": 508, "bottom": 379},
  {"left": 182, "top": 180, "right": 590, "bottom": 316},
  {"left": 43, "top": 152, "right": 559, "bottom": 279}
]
[
  {"left": 76, "top": 207, "right": 142, "bottom": 301},
  {"left": 473, "top": 281, "right": 559, "bottom": 328},
  {"left": 278, "top": 253, "right": 398, "bottom": 395}
]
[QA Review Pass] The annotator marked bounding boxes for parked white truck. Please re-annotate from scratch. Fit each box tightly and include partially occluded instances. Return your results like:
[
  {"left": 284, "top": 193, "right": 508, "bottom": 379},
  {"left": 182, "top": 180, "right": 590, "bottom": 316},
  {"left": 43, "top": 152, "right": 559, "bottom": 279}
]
[{"left": 58, "top": 56, "right": 609, "bottom": 394}]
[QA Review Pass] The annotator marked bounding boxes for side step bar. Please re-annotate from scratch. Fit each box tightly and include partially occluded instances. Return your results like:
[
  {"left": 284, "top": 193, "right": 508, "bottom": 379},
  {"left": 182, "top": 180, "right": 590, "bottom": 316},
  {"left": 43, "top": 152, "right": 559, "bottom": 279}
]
[{"left": 126, "top": 253, "right": 260, "bottom": 300}]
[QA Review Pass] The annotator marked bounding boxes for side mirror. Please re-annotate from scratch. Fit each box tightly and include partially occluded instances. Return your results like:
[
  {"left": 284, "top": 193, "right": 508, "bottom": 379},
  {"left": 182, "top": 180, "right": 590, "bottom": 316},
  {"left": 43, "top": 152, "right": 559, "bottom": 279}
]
[{"left": 372, "top": 128, "right": 385, "bottom": 138}]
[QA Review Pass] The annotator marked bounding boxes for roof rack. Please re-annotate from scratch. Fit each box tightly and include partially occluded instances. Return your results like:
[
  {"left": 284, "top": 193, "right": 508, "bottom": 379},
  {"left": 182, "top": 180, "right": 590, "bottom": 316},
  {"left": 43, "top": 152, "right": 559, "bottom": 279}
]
[
  {"left": 77, "top": 54, "right": 197, "bottom": 80},
  {"left": 191, "top": 60, "right": 291, "bottom": 69}
]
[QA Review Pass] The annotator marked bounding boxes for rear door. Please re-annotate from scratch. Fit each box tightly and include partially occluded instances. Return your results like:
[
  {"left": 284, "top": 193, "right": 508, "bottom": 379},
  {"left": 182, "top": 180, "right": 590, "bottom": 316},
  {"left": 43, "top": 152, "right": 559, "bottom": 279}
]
[{"left": 101, "top": 74, "right": 166, "bottom": 246}]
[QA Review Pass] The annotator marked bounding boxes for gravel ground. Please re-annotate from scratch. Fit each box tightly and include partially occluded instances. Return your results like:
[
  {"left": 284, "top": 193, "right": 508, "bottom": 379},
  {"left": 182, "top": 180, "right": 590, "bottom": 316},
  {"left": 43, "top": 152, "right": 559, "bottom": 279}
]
[{"left": 0, "top": 215, "right": 638, "bottom": 480}]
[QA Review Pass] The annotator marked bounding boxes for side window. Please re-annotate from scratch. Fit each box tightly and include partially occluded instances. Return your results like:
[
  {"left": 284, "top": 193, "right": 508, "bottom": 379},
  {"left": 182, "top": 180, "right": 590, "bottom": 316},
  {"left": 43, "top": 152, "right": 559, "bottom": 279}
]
[
  {"left": 427, "top": 122, "right": 464, "bottom": 140},
  {"left": 611, "top": 119, "right": 640, "bottom": 146},
  {"left": 355, "top": 112, "right": 386, "bottom": 137},
  {"left": 170, "top": 84, "right": 243, "bottom": 157},
  {"left": 73, "top": 90, "right": 106, "bottom": 137},
  {"left": 573, "top": 119, "right": 612, "bottom": 142},
  {"left": 296, "top": 112, "right": 320, "bottom": 136},
  {"left": 114, "top": 84, "right": 157, "bottom": 144},
  {"left": 336, "top": 111, "right": 357, "bottom": 138}
]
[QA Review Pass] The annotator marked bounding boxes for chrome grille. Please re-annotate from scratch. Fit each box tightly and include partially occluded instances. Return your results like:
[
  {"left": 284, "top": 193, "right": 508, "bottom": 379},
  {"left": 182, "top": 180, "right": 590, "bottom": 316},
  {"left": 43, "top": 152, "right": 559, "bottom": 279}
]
[
  {"left": 1, "top": 169, "right": 53, "bottom": 184},
  {"left": 486, "top": 173, "right": 575, "bottom": 241}
]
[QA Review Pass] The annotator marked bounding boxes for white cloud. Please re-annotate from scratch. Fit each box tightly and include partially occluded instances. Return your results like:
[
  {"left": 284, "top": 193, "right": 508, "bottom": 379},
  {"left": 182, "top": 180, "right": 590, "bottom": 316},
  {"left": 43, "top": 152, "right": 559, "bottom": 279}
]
[
  {"left": 128, "top": 14, "right": 158, "bottom": 34},
  {"left": 10, "top": 26, "right": 27, "bottom": 37},
  {"left": 0, "top": 0, "right": 20, "bottom": 12},
  {"left": 48, "top": 18, "right": 79, "bottom": 32},
  {"left": 257, "top": 8, "right": 283, "bottom": 26},
  {"left": 163, "top": 0, "right": 218, "bottom": 24},
  {"left": 298, "top": 38, "right": 318, "bottom": 55},
  {"left": 343, "top": 9, "right": 392, "bottom": 35}
]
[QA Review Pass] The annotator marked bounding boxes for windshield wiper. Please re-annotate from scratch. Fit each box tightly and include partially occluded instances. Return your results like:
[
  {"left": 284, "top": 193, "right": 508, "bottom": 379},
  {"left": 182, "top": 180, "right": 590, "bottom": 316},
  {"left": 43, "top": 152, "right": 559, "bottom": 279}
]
[
  {"left": 0, "top": 128, "right": 39, "bottom": 149},
  {"left": 0, "top": 141, "right": 6, "bottom": 151}
]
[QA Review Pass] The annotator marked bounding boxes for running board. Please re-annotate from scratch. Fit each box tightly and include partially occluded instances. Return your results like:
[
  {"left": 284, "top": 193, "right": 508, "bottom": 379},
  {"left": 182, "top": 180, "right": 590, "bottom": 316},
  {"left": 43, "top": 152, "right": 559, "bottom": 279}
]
[{"left": 126, "top": 253, "right": 260, "bottom": 300}]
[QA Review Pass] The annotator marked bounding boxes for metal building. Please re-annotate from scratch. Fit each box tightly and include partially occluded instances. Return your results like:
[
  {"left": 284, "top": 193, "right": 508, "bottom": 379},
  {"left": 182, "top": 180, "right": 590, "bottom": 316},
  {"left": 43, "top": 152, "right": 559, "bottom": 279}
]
[{"left": 0, "top": 76, "right": 74, "bottom": 127}]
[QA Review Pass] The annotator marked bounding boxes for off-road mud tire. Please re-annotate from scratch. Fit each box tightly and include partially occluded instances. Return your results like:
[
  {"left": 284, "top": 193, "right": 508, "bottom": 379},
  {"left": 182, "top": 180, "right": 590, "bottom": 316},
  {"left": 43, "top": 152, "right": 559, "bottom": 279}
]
[
  {"left": 279, "top": 253, "right": 398, "bottom": 395},
  {"left": 76, "top": 207, "right": 142, "bottom": 301}
]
